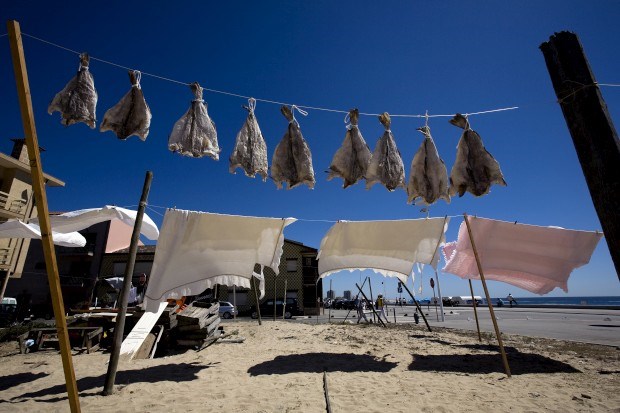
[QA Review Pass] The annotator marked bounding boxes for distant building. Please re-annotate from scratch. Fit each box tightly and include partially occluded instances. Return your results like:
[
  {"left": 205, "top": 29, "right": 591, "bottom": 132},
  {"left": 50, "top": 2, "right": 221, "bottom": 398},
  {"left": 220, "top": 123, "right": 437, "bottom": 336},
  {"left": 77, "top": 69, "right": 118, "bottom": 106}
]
[
  {"left": 327, "top": 290, "right": 335, "bottom": 299},
  {"left": 343, "top": 290, "right": 351, "bottom": 300}
]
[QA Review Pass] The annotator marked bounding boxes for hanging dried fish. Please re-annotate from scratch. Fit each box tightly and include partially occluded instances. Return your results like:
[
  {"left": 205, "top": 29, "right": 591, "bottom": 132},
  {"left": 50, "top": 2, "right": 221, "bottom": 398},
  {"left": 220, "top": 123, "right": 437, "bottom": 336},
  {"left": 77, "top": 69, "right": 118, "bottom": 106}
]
[
  {"left": 271, "top": 105, "right": 315, "bottom": 189},
  {"left": 365, "top": 112, "right": 406, "bottom": 191},
  {"left": 48, "top": 53, "right": 97, "bottom": 128},
  {"left": 229, "top": 98, "right": 268, "bottom": 180},
  {"left": 407, "top": 125, "right": 450, "bottom": 205},
  {"left": 100, "top": 70, "right": 151, "bottom": 141},
  {"left": 327, "top": 109, "right": 372, "bottom": 188},
  {"left": 448, "top": 114, "right": 507, "bottom": 197},
  {"left": 168, "top": 82, "right": 220, "bottom": 159}
]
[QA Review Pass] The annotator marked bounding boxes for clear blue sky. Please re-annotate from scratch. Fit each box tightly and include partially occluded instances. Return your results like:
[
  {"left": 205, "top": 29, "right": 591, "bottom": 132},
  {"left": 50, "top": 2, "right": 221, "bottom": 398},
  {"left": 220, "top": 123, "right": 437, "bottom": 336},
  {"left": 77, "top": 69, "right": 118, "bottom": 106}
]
[{"left": 1, "top": 1, "right": 618, "bottom": 299}]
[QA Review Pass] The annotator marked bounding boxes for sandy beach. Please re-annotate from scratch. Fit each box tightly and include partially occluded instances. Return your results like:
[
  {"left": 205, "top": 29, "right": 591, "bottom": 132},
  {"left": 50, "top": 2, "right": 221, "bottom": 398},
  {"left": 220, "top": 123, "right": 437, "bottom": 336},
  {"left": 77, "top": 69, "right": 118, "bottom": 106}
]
[{"left": 1, "top": 320, "right": 619, "bottom": 413}]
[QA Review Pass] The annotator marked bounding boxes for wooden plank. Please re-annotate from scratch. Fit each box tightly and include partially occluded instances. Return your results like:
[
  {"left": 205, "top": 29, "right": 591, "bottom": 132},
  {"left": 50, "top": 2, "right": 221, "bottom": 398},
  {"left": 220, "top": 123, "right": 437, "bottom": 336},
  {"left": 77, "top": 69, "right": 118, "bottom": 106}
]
[
  {"left": 119, "top": 301, "right": 167, "bottom": 361},
  {"left": 7, "top": 20, "right": 80, "bottom": 413}
]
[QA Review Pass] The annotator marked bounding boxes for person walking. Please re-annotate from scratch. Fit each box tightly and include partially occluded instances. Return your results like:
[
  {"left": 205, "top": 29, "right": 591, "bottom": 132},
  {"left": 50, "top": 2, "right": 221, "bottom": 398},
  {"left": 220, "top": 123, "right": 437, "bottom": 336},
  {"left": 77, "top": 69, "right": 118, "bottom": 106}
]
[
  {"left": 377, "top": 294, "right": 389, "bottom": 323},
  {"left": 356, "top": 298, "right": 369, "bottom": 324}
]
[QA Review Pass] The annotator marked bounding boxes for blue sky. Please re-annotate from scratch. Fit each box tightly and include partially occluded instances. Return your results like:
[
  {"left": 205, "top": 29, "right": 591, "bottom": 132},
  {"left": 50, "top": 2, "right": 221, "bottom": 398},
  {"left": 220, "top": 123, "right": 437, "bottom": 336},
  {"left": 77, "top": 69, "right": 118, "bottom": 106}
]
[{"left": 1, "top": 1, "right": 618, "bottom": 299}]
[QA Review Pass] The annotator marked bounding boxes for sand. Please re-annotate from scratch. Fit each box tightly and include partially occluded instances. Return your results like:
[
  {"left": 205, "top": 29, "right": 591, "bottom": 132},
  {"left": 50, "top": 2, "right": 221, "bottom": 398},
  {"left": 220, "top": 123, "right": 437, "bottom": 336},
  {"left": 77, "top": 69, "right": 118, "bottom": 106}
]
[{"left": 0, "top": 320, "right": 619, "bottom": 412}]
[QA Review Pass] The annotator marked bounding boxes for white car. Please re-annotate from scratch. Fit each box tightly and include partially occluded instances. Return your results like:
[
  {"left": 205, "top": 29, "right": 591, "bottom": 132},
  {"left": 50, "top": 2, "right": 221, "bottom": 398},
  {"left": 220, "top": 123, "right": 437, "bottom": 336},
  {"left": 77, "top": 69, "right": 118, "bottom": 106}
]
[{"left": 219, "top": 301, "right": 238, "bottom": 319}]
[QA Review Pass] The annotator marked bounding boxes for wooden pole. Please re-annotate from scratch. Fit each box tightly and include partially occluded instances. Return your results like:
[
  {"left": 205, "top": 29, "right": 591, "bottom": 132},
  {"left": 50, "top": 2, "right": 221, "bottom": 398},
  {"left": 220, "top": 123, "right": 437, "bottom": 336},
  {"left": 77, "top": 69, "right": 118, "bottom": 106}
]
[
  {"left": 273, "top": 275, "right": 277, "bottom": 321},
  {"left": 328, "top": 279, "right": 332, "bottom": 323},
  {"left": 368, "top": 277, "right": 376, "bottom": 323},
  {"left": 399, "top": 278, "right": 432, "bottom": 332},
  {"left": 7, "top": 20, "right": 81, "bottom": 413},
  {"left": 282, "top": 279, "right": 287, "bottom": 320},
  {"left": 233, "top": 285, "right": 236, "bottom": 322},
  {"left": 463, "top": 214, "right": 511, "bottom": 377},
  {"left": 103, "top": 171, "right": 152, "bottom": 395},
  {"left": 252, "top": 276, "right": 262, "bottom": 325},
  {"left": 468, "top": 279, "right": 482, "bottom": 342},
  {"left": 354, "top": 283, "right": 386, "bottom": 327},
  {"left": 431, "top": 284, "right": 438, "bottom": 321},
  {"left": 343, "top": 276, "right": 368, "bottom": 322},
  {"left": 540, "top": 32, "right": 620, "bottom": 280}
]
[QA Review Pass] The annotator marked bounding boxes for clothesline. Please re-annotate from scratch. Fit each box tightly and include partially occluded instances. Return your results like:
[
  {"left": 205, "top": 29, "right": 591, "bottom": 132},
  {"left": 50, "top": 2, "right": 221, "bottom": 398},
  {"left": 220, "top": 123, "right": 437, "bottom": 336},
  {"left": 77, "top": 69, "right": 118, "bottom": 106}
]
[{"left": 16, "top": 32, "right": 520, "bottom": 119}]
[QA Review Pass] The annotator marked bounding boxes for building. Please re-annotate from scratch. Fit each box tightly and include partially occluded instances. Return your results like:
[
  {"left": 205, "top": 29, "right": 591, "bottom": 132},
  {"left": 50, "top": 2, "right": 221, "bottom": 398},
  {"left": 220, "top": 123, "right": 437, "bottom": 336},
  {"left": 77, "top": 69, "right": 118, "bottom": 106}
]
[
  {"left": 343, "top": 290, "right": 351, "bottom": 300},
  {"left": 327, "top": 290, "right": 335, "bottom": 299},
  {"left": 0, "top": 139, "right": 64, "bottom": 303}
]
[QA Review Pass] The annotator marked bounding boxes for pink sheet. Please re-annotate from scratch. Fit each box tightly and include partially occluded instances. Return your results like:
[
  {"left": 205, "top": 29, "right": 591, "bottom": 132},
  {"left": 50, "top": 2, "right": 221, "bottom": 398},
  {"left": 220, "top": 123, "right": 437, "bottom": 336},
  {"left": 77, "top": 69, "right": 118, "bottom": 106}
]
[{"left": 442, "top": 217, "right": 603, "bottom": 294}]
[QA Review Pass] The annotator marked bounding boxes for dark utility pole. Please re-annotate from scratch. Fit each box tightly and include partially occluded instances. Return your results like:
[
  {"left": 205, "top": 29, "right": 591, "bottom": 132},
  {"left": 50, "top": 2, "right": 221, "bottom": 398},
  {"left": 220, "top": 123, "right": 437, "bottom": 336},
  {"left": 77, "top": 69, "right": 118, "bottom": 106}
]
[{"left": 540, "top": 32, "right": 620, "bottom": 280}]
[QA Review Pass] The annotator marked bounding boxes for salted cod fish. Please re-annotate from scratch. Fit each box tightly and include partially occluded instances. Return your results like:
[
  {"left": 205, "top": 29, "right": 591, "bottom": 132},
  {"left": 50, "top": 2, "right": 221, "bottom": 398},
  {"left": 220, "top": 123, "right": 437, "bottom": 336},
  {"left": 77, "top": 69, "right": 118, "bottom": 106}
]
[
  {"left": 365, "top": 112, "right": 406, "bottom": 191},
  {"left": 271, "top": 106, "right": 315, "bottom": 189},
  {"left": 48, "top": 53, "right": 97, "bottom": 129},
  {"left": 407, "top": 125, "right": 450, "bottom": 205},
  {"left": 229, "top": 100, "right": 268, "bottom": 180},
  {"left": 100, "top": 70, "right": 151, "bottom": 141},
  {"left": 327, "top": 108, "right": 372, "bottom": 188},
  {"left": 448, "top": 113, "right": 507, "bottom": 197},
  {"left": 168, "top": 82, "right": 220, "bottom": 159}
]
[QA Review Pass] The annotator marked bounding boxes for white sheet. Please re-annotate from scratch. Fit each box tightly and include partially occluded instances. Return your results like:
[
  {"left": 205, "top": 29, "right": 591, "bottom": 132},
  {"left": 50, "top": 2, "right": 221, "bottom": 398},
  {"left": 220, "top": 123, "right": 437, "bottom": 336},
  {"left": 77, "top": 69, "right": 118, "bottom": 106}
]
[
  {"left": 317, "top": 217, "right": 449, "bottom": 283},
  {"left": 442, "top": 217, "right": 603, "bottom": 294},
  {"left": 31, "top": 205, "right": 159, "bottom": 240},
  {"left": 144, "top": 209, "right": 296, "bottom": 311},
  {"left": 0, "top": 219, "right": 86, "bottom": 247}
]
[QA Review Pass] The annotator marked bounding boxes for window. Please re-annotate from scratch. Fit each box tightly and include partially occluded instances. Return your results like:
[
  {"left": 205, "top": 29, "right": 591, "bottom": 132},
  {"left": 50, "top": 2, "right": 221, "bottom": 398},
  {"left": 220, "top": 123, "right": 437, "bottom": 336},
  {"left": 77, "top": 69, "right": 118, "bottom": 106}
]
[{"left": 286, "top": 259, "right": 297, "bottom": 272}]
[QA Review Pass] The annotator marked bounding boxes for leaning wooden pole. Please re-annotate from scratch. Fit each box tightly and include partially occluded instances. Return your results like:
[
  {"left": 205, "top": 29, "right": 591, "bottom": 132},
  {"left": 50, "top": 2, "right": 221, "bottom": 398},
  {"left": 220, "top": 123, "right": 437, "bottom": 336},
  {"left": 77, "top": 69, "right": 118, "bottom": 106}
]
[
  {"left": 7, "top": 20, "right": 81, "bottom": 412},
  {"left": 540, "top": 32, "right": 620, "bottom": 280},
  {"left": 252, "top": 276, "right": 262, "bottom": 325},
  {"left": 399, "top": 277, "right": 432, "bottom": 332},
  {"left": 103, "top": 171, "right": 152, "bottom": 395},
  {"left": 468, "top": 279, "right": 482, "bottom": 342},
  {"left": 355, "top": 283, "right": 386, "bottom": 327},
  {"left": 464, "top": 214, "right": 511, "bottom": 377}
]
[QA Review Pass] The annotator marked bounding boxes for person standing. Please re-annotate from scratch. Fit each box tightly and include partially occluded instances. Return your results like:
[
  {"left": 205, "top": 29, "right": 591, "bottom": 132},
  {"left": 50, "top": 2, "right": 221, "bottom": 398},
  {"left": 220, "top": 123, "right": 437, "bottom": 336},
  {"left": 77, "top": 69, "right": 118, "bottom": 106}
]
[
  {"left": 356, "top": 298, "right": 368, "bottom": 324},
  {"left": 507, "top": 293, "right": 517, "bottom": 308},
  {"left": 377, "top": 294, "right": 389, "bottom": 323}
]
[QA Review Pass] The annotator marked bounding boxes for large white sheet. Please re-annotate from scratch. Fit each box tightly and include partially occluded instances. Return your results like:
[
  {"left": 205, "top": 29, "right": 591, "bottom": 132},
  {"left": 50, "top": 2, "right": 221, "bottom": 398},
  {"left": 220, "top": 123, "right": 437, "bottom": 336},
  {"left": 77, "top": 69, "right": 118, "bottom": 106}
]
[
  {"left": 0, "top": 219, "right": 86, "bottom": 247},
  {"left": 317, "top": 217, "right": 449, "bottom": 283},
  {"left": 144, "top": 209, "right": 296, "bottom": 311},
  {"left": 31, "top": 205, "right": 159, "bottom": 240},
  {"left": 442, "top": 217, "right": 603, "bottom": 294}
]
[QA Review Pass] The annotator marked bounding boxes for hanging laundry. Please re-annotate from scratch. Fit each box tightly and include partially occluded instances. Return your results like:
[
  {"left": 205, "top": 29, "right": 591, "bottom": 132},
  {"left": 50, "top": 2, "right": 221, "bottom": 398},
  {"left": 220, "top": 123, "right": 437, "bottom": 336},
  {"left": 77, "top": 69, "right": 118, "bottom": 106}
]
[
  {"left": 448, "top": 114, "right": 506, "bottom": 197},
  {"left": 168, "top": 82, "right": 220, "bottom": 159},
  {"left": 407, "top": 125, "right": 450, "bottom": 205},
  {"left": 143, "top": 209, "right": 296, "bottom": 311},
  {"left": 30, "top": 205, "right": 159, "bottom": 241},
  {"left": 442, "top": 217, "right": 603, "bottom": 295},
  {"left": 365, "top": 112, "right": 406, "bottom": 191},
  {"left": 0, "top": 219, "right": 86, "bottom": 247},
  {"left": 229, "top": 98, "right": 268, "bottom": 181},
  {"left": 327, "top": 109, "right": 372, "bottom": 188},
  {"left": 48, "top": 53, "right": 97, "bottom": 128},
  {"left": 271, "top": 105, "right": 315, "bottom": 189},
  {"left": 318, "top": 217, "right": 449, "bottom": 284},
  {"left": 100, "top": 70, "right": 151, "bottom": 141}
]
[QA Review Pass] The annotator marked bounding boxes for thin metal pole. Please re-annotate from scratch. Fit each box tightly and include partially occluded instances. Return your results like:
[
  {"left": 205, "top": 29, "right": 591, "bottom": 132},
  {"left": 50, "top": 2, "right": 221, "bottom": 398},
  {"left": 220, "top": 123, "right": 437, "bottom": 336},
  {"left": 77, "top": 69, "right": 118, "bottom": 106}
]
[
  {"left": 400, "top": 279, "right": 432, "bottom": 332},
  {"left": 8, "top": 20, "right": 81, "bottom": 413},
  {"left": 468, "top": 279, "right": 482, "bottom": 341},
  {"left": 463, "top": 214, "right": 511, "bottom": 377},
  {"left": 233, "top": 285, "right": 236, "bottom": 322},
  {"left": 103, "top": 171, "right": 152, "bottom": 395}
]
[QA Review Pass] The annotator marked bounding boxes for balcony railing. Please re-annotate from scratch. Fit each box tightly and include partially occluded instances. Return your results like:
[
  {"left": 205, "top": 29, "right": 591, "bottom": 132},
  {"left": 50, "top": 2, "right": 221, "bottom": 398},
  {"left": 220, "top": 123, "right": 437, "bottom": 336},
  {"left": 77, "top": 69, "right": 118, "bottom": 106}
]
[
  {"left": 0, "top": 190, "right": 27, "bottom": 217},
  {"left": 0, "top": 247, "right": 13, "bottom": 269}
]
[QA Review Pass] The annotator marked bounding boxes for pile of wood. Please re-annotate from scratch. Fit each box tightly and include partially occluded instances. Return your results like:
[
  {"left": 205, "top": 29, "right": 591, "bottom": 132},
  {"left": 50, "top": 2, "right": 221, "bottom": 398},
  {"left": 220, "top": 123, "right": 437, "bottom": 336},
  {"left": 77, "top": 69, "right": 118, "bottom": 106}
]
[{"left": 174, "top": 301, "right": 222, "bottom": 348}]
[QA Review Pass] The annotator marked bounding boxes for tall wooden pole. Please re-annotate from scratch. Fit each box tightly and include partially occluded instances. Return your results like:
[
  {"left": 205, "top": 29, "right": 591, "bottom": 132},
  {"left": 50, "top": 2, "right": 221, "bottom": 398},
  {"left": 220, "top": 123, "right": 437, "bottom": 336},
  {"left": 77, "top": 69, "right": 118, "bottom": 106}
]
[
  {"left": 464, "top": 214, "right": 511, "bottom": 377},
  {"left": 252, "top": 276, "right": 262, "bottom": 325},
  {"left": 399, "top": 277, "right": 432, "bottom": 332},
  {"left": 328, "top": 279, "right": 332, "bottom": 323},
  {"left": 282, "top": 279, "right": 287, "bottom": 320},
  {"left": 103, "top": 171, "right": 152, "bottom": 395},
  {"left": 540, "top": 32, "right": 620, "bottom": 280},
  {"left": 468, "top": 279, "right": 482, "bottom": 341},
  {"left": 7, "top": 20, "right": 81, "bottom": 412}
]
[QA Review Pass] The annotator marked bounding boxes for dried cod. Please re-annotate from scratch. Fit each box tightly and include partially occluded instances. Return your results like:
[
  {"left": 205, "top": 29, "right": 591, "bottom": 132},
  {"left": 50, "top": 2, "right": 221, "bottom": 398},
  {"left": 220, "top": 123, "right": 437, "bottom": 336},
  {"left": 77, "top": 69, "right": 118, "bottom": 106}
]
[
  {"left": 100, "top": 70, "right": 151, "bottom": 141},
  {"left": 407, "top": 125, "right": 450, "bottom": 205},
  {"left": 271, "top": 106, "right": 315, "bottom": 189},
  {"left": 327, "top": 109, "right": 372, "bottom": 188},
  {"left": 229, "top": 98, "right": 268, "bottom": 180},
  {"left": 365, "top": 112, "right": 406, "bottom": 191},
  {"left": 168, "top": 82, "right": 220, "bottom": 159},
  {"left": 448, "top": 114, "right": 507, "bottom": 197},
  {"left": 48, "top": 53, "right": 97, "bottom": 128}
]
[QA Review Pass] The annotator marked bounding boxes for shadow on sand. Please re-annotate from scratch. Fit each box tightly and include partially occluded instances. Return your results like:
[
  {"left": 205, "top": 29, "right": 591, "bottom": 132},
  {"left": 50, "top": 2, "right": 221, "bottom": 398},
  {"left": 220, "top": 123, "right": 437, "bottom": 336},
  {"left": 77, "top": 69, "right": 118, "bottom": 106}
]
[
  {"left": 0, "top": 372, "right": 48, "bottom": 392},
  {"left": 248, "top": 352, "right": 397, "bottom": 376},
  {"left": 10, "top": 361, "right": 217, "bottom": 403}
]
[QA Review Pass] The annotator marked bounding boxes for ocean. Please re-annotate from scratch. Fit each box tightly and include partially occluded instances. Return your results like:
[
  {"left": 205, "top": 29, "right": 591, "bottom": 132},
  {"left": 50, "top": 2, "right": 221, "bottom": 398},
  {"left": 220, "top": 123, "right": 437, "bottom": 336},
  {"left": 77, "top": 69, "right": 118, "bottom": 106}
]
[{"left": 504, "top": 296, "right": 620, "bottom": 307}]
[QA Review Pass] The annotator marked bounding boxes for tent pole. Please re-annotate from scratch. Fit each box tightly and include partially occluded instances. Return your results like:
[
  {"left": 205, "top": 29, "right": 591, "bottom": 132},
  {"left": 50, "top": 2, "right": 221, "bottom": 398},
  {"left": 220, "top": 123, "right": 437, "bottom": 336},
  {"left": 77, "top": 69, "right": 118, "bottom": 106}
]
[
  {"left": 400, "top": 278, "right": 432, "bottom": 332},
  {"left": 355, "top": 283, "right": 386, "bottom": 327},
  {"left": 103, "top": 171, "right": 152, "bottom": 395},
  {"left": 7, "top": 20, "right": 81, "bottom": 413},
  {"left": 252, "top": 276, "right": 262, "bottom": 325},
  {"left": 328, "top": 279, "right": 332, "bottom": 324},
  {"left": 282, "top": 279, "right": 287, "bottom": 320},
  {"left": 463, "top": 214, "right": 511, "bottom": 377},
  {"left": 468, "top": 279, "right": 482, "bottom": 341}
]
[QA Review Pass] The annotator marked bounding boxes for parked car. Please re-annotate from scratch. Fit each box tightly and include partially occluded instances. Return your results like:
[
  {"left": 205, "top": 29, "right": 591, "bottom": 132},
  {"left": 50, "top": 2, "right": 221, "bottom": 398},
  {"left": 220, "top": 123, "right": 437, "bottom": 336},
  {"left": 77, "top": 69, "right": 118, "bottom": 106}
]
[
  {"left": 218, "top": 301, "right": 238, "bottom": 319},
  {"left": 251, "top": 298, "right": 301, "bottom": 319},
  {"left": 0, "top": 297, "right": 18, "bottom": 327}
]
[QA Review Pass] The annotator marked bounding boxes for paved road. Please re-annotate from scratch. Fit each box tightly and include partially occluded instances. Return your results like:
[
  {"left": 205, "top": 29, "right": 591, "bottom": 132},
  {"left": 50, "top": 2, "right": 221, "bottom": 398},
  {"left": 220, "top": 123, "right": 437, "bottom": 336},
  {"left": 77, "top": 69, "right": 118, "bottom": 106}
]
[{"left": 234, "top": 305, "right": 620, "bottom": 347}]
